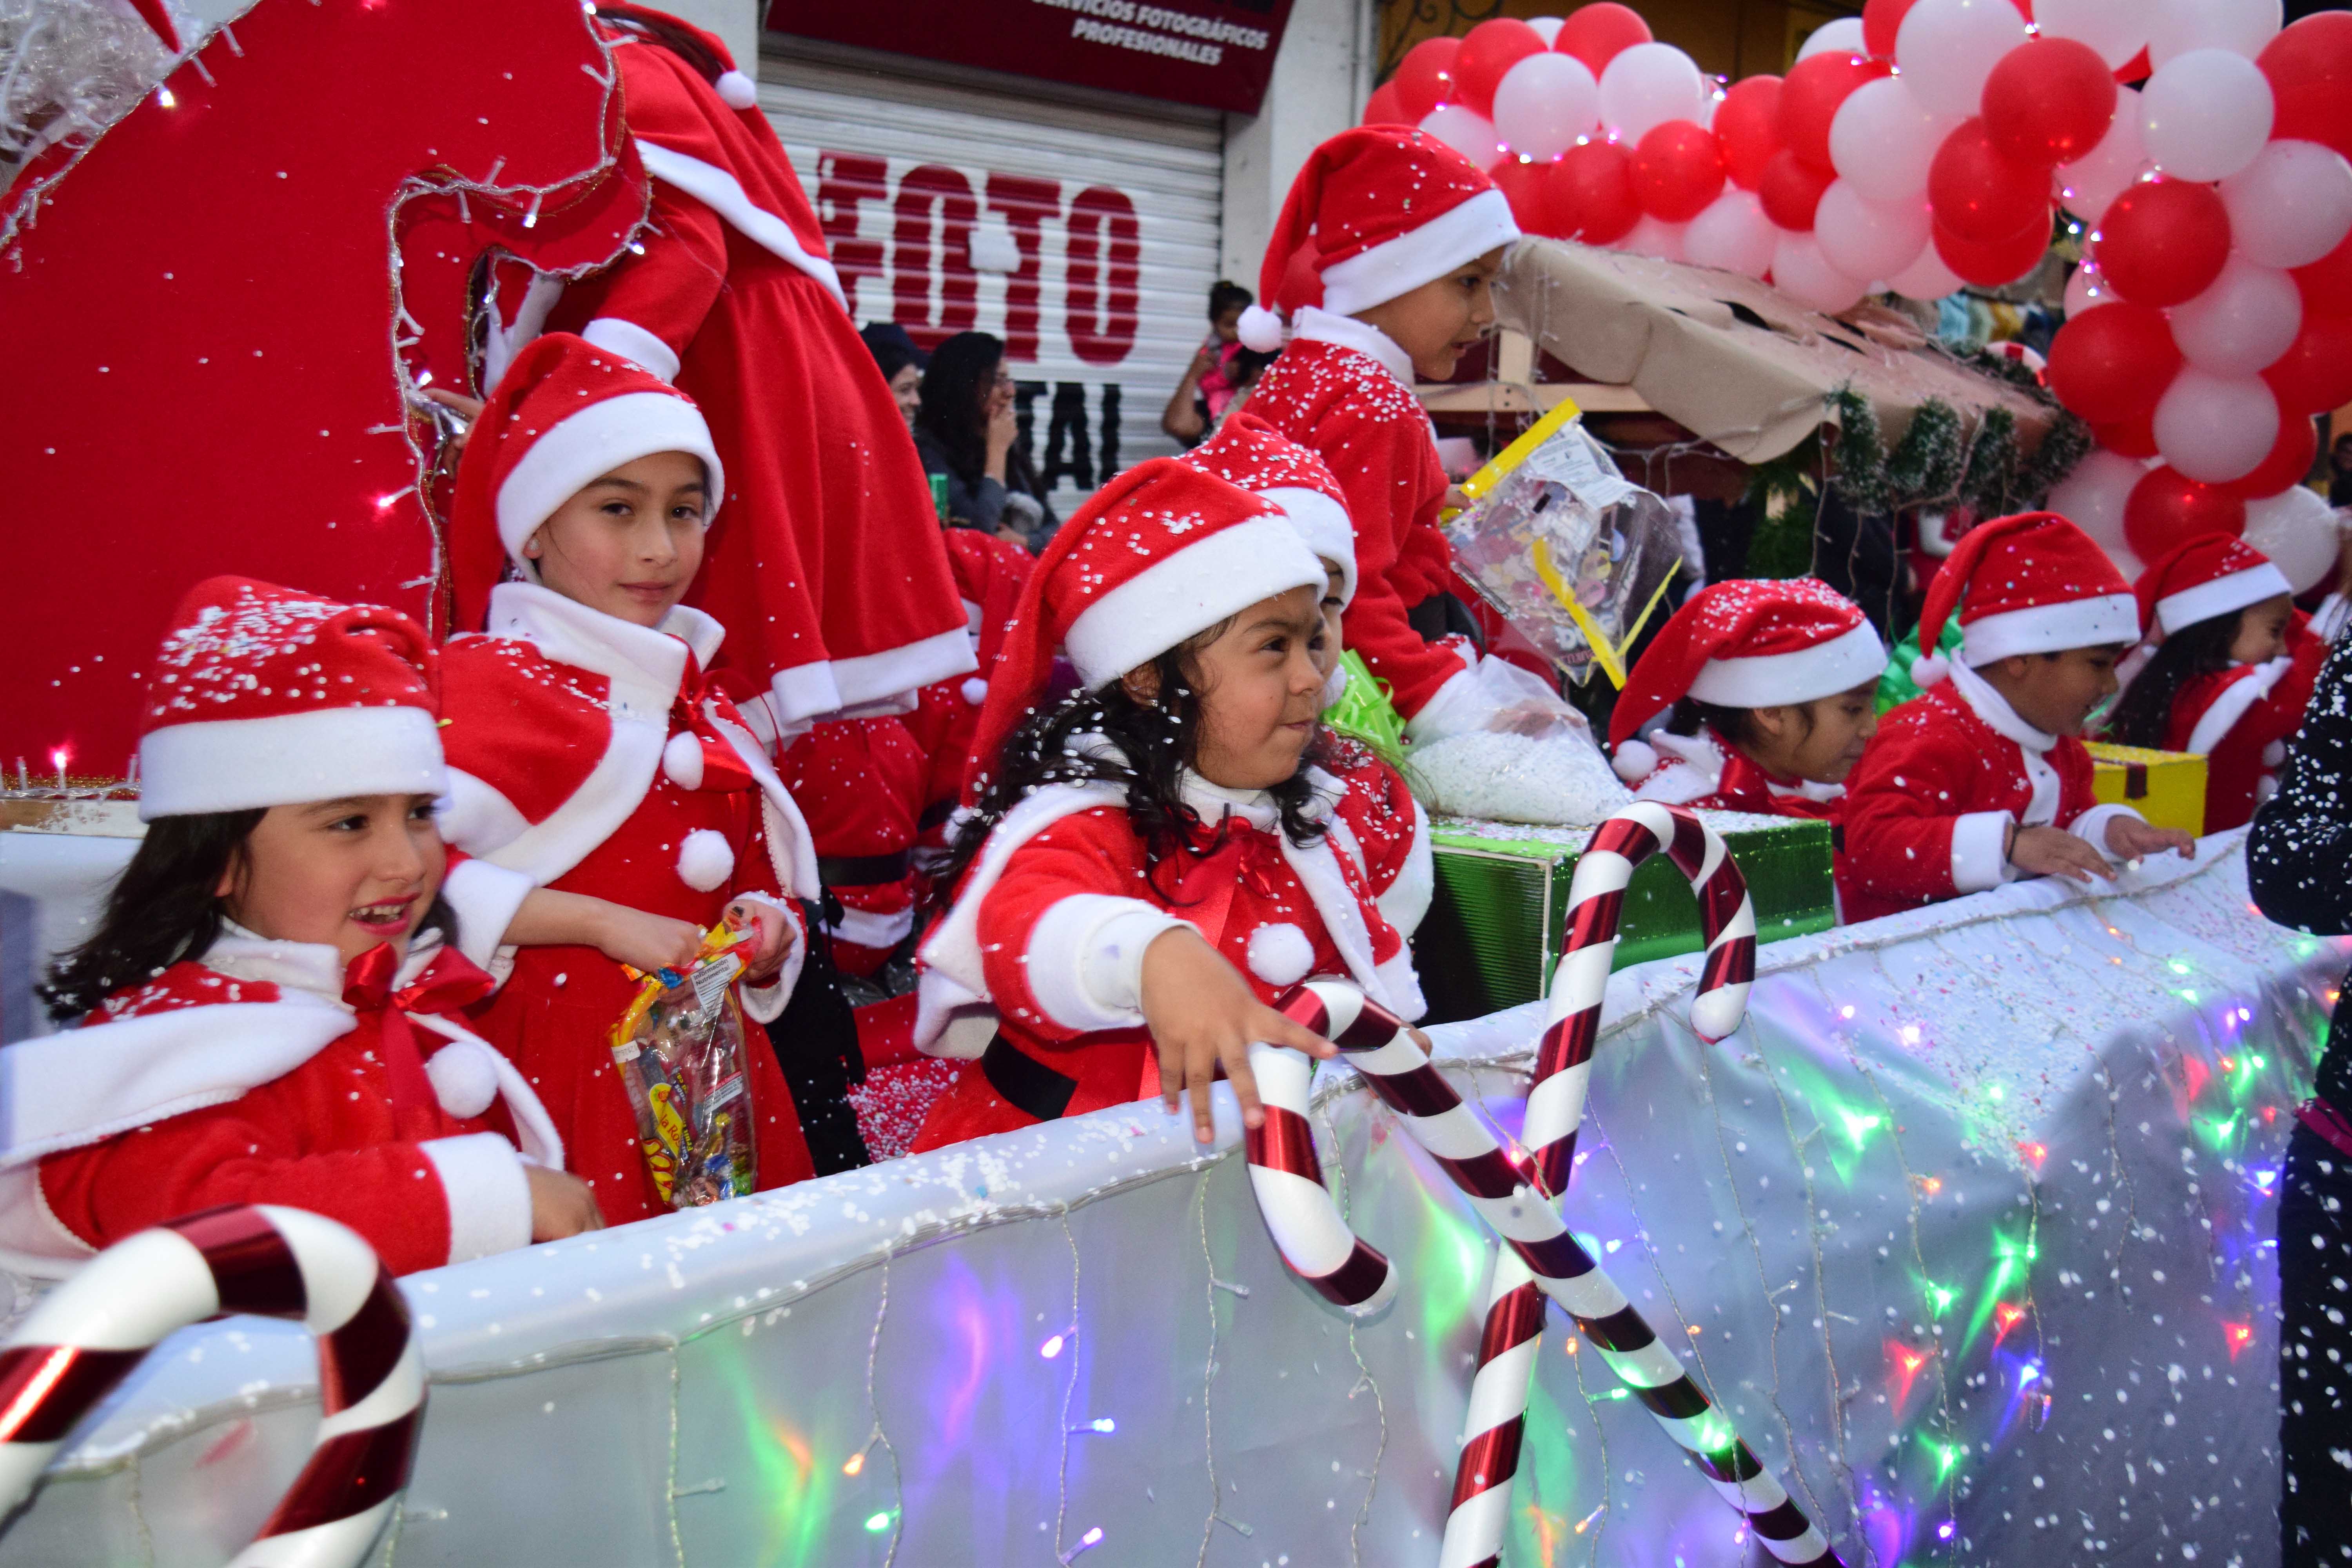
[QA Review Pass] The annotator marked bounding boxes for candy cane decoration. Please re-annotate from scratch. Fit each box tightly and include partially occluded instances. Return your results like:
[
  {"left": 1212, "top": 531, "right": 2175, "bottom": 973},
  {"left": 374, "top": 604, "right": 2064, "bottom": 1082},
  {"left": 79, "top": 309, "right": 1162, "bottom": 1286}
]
[
  {"left": 1528, "top": 802, "right": 1755, "bottom": 1197},
  {"left": 1243, "top": 1040, "right": 1397, "bottom": 1316},
  {"left": 0, "top": 1205, "right": 423, "bottom": 1566},
  {"left": 1254, "top": 982, "right": 1836, "bottom": 1568}
]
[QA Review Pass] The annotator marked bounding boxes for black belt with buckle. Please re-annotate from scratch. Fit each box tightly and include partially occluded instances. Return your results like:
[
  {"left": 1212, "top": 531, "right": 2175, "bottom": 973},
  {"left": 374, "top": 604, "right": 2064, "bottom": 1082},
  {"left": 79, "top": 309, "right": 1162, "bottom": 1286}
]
[
  {"left": 980, "top": 1033, "right": 1078, "bottom": 1123},
  {"left": 817, "top": 850, "right": 912, "bottom": 886}
]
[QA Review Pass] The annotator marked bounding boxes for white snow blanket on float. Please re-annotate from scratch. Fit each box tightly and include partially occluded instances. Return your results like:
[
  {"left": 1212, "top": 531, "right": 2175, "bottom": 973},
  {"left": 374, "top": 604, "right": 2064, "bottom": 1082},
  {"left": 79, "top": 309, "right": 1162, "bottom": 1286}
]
[{"left": 0, "top": 832, "right": 2333, "bottom": 1568}]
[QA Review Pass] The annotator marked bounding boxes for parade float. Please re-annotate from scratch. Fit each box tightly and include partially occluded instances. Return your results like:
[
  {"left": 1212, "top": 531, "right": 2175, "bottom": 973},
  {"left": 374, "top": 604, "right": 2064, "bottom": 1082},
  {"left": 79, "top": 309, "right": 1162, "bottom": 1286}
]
[{"left": 3, "top": 3, "right": 2349, "bottom": 1567}]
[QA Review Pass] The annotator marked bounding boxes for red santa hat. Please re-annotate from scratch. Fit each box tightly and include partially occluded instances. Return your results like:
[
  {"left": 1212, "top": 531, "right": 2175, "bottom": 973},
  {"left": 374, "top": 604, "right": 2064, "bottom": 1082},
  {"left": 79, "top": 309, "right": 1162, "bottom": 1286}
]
[
  {"left": 1606, "top": 578, "right": 1887, "bottom": 781},
  {"left": 1182, "top": 413, "right": 1358, "bottom": 604},
  {"left": 2135, "top": 533, "right": 2294, "bottom": 640},
  {"left": 447, "top": 332, "right": 726, "bottom": 631},
  {"left": 137, "top": 577, "right": 446, "bottom": 820},
  {"left": 962, "top": 458, "right": 1326, "bottom": 803},
  {"left": 1235, "top": 126, "right": 1521, "bottom": 353},
  {"left": 1911, "top": 511, "right": 2140, "bottom": 688}
]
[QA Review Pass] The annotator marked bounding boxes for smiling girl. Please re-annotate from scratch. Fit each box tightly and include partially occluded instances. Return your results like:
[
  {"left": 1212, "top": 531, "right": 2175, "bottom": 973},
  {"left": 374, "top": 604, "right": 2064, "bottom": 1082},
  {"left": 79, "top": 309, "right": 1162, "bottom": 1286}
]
[
  {"left": 0, "top": 579, "right": 594, "bottom": 1278},
  {"left": 908, "top": 459, "right": 1430, "bottom": 1152},
  {"left": 435, "top": 332, "right": 826, "bottom": 1225}
]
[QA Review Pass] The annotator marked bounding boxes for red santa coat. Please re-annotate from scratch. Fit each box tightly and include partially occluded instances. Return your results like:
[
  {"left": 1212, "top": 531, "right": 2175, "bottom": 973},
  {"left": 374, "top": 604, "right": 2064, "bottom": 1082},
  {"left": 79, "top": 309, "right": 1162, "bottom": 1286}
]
[
  {"left": 2163, "top": 617, "right": 2325, "bottom": 834},
  {"left": 4, "top": 934, "right": 562, "bottom": 1280},
  {"left": 908, "top": 762, "right": 1426, "bottom": 1151},
  {"left": 1626, "top": 728, "right": 1844, "bottom": 822},
  {"left": 904, "top": 530, "right": 1037, "bottom": 826},
  {"left": 543, "top": 20, "right": 970, "bottom": 724},
  {"left": 1246, "top": 309, "right": 1476, "bottom": 733},
  {"left": 779, "top": 715, "right": 927, "bottom": 976},
  {"left": 437, "top": 583, "right": 822, "bottom": 1225},
  {"left": 1840, "top": 664, "right": 2140, "bottom": 923}
]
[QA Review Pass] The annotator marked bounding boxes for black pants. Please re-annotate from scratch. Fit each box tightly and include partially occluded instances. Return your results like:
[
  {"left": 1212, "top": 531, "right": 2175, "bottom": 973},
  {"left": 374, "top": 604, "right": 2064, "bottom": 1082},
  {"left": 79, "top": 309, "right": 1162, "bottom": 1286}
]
[{"left": 2280, "top": 1122, "right": 2352, "bottom": 1564}]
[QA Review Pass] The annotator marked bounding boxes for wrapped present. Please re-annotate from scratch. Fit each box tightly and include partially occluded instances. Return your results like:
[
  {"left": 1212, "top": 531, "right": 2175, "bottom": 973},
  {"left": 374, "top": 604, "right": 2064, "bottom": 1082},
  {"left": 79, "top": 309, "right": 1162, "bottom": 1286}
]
[
  {"left": 2084, "top": 742, "right": 2208, "bottom": 838},
  {"left": 1416, "top": 811, "right": 1835, "bottom": 1023}
]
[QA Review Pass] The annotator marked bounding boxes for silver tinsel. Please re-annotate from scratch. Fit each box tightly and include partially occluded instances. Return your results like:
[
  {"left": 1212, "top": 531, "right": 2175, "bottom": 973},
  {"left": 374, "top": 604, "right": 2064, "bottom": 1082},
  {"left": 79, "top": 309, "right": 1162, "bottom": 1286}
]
[{"left": 0, "top": 0, "right": 198, "bottom": 183}]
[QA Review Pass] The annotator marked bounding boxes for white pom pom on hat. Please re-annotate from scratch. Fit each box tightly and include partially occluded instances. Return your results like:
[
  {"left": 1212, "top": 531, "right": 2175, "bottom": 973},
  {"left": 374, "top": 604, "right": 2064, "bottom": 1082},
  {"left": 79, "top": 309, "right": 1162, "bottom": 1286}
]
[
  {"left": 1245, "top": 922, "right": 1315, "bottom": 987},
  {"left": 662, "top": 730, "right": 706, "bottom": 791},
  {"left": 1235, "top": 305, "right": 1286, "bottom": 354},
  {"left": 677, "top": 828, "right": 733, "bottom": 891},
  {"left": 1610, "top": 738, "right": 1657, "bottom": 784},
  {"left": 715, "top": 69, "right": 759, "bottom": 109},
  {"left": 425, "top": 1039, "right": 501, "bottom": 1120},
  {"left": 1911, "top": 654, "right": 1949, "bottom": 689}
]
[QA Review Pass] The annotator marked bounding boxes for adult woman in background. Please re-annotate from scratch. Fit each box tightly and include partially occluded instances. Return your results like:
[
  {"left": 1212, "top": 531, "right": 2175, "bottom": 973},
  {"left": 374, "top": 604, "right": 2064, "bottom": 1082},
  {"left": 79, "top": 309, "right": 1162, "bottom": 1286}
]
[{"left": 914, "top": 331, "right": 1054, "bottom": 550}]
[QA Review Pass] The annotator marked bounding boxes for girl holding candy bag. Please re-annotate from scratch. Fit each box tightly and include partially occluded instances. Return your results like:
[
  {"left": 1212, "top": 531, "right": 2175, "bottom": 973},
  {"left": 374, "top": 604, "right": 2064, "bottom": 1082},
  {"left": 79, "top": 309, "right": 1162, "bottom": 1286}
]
[{"left": 908, "top": 457, "right": 1429, "bottom": 1152}]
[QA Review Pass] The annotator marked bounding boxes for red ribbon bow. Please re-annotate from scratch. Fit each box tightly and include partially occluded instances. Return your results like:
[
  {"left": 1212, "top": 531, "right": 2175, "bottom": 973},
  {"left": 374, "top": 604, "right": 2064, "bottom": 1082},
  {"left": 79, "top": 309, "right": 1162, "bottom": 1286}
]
[
  {"left": 342, "top": 944, "right": 496, "bottom": 1123},
  {"left": 672, "top": 657, "right": 758, "bottom": 795}
]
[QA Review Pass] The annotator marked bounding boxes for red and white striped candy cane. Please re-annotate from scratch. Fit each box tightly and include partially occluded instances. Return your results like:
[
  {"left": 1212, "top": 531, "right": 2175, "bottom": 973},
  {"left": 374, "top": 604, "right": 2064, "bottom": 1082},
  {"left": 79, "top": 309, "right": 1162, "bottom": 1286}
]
[
  {"left": 1528, "top": 802, "right": 1755, "bottom": 1197},
  {"left": 1243, "top": 1040, "right": 1397, "bottom": 1316},
  {"left": 0, "top": 1205, "right": 424, "bottom": 1566},
  {"left": 1258, "top": 981, "right": 1837, "bottom": 1568}
]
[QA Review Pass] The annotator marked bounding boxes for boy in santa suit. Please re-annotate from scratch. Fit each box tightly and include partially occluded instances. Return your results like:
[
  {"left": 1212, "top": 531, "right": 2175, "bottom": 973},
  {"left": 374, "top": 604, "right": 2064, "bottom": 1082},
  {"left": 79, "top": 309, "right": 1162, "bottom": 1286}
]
[
  {"left": 1239, "top": 126, "right": 1535, "bottom": 748},
  {"left": 1, "top": 577, "right": 595, "bottom": 1278},
  {"left": 908, "top": 459, "right": 1428, "bottom": 1151},
  {"left": 1840, "top": 512, "right": 2196, "bottom": 923},
  {"left": 2107, "top": 534, "right": 2326, "bottom": 833},
  {"left": 523, "top": 5, "right": 971, "bottom": 729},
  {"left": 436, "top": 333, "right": 826, "bottom": 1225},
  {"left": 1606, "top": 579, "right": 1888, "bottom": 826}
]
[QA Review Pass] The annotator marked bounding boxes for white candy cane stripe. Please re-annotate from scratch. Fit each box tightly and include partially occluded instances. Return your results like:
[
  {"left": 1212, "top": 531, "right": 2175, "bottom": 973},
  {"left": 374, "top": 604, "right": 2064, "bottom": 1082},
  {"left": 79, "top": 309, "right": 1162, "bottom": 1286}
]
[
  {"left": 0, "top": 1205, "right": 422, "bottom": 1567},
  {"left": 1528, "top": 803, "right": 1755, "bottom": 1198},
  {"left": 1265, "top": 980, "right": 1839, "bottom": 1568},
  {"left": 1243, "top": 1042, "right": 1396, "bottom": 1316}
]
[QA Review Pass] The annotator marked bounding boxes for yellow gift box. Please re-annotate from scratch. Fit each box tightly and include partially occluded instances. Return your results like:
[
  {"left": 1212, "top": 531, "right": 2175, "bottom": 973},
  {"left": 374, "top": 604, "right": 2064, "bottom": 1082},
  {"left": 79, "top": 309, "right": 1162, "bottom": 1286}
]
[{"left": 2083, "top": 742, "right": 2207, "bottom": 837}]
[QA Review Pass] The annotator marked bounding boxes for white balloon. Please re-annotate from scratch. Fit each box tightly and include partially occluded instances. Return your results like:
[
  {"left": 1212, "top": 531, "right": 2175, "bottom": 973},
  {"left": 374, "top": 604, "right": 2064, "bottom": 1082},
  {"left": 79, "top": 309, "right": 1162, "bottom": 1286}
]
[
  {"left": 1684, "top": 189, "right": 1779, "bottom": 278},
  {"left": 2146, "top": 0, "right": 2283, "bottom": 70},
  {"left": 1895, "top": 0, "right": 2034, "bottom": 119},
  {"left": 2035, "top": 0, "right": 2154, "bottom": 71},
  {"left": 1492, "top": 52, "right": 1601, "bottom": 163},
  {"left": 2244, "top": 484, "right": 2342, "bottom": 589},
  {"left": 1598, "top": 42, "right": 1706, "bottom": 144},
  {"left": 1419, "top": 105, "right": 1503, "bottom": 170},
  {"left": 1773, "top": 230, "right": 1870, "bottom": 314},
  {"left": 1815, "top": 180, "right": 1933, "bottom": 281},
  {"left": 2141, "top": 48, "right": 2275, "bottom": 182},
  {"left": 1525, "top": 15, "right": 1565, "bottom": 45},
  {"left": 2167, "top": 255, "right": 2301, "bottom": 375},
  {"left": 2056, "top": 87, "right": 2148, "bottom": 225},
  {"left": 2223, "top": 140, "right": 2352, "bottom": 270},
  {"left": 1888, "top": 243, "right": 1966, "bottom": 301},
  {"left": 1798, "top": 17, "right": 1869, "bottom": 62},
  {"left": 2047, "top": 446, "right": 2152, "bottom": 576},
  {"left": 2153, "top": 368, "right": 2281, "bottom": 483},
  {"left": 1620, "top": 215, "right": 1690, "bottom": 262},
  {"left": 2065, "top": 260, "right": 2120, "bottom": 314},
  {"left": 1830, "top": 77, "right": 1960, "bottom": 203}
]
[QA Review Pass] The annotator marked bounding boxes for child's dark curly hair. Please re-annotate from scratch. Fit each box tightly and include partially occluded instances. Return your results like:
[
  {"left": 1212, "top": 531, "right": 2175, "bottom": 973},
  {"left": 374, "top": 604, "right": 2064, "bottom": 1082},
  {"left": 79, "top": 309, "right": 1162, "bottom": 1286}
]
[{"left": 2107, "top": 612, "right": 2246, "bottom": 749}]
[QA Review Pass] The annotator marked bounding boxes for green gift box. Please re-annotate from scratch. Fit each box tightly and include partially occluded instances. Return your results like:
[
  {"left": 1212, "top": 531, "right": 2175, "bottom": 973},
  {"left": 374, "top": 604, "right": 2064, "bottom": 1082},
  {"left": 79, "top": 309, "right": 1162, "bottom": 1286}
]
[{"left": 1416, "top": 811, "right": 1837, "bottom": 1024}]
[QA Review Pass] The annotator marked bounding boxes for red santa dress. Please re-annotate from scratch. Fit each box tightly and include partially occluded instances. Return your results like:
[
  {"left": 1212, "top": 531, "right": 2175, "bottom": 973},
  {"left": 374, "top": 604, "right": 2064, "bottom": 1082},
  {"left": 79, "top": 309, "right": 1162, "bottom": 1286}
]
[
  {"left": 904, "top": 528, "right": 1036, "bottom": 839},
  {"left": 779, "top": 715, "right": 927, "bottom": 977}
]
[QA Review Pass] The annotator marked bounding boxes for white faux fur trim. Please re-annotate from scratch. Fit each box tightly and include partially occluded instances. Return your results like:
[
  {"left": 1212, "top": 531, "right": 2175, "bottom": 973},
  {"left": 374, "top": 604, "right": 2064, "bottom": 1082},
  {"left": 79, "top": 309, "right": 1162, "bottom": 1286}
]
[
  {"left": 437, "top": 856, "right": 535, "bottom": 974},
  {"left": 1259, "top": 486, "right": 1357, "bottom": 604},
  {"left": 827, "top": 900, "right": 915, "bottom": 951},
  {"left": 1949, "top": 810, "right": 2012, "bottom": 895},
  {"left": 1289, "top": 305, "right": 1418, "bottom": 390},
  {"left": 138, "top": 706, "right": 448, "bottom": 820},
  {"left": 579, "top": 316, "right": 682, "bottom": 385},
  {"left": 1962, "top": 593, "right": 2140, "bottom": 667},
  {"left": 2069, "top": 802, "right": 2141, "bottom": 856},
  {"left": 827, "top": 625, "right": 979, "bottom": 712},
  {"left": 1062, "top": 517, "right": 1324, "bottom": 689},
  {"left": 1032, "top": 895, "right": 1178, "bottom": 1032},
  {"left": 2185, "top": 657, "right": 2293, "bottom": 758},
  {"left": 1319, "top": 189, "right": 1521, "bottom": 317},
  {"left": 2156, "top": 564, "right": 2294, "bottom": 638},
  {"left": 768, "top": 658, "right": 846, "bottom": 728},
  {"left": 726, "top": 891, "right": 804, "bottom": 1023},
  {"left": 635, "top": 140, "right": 849, "bottom": 311},
  {"left": 1686, "top": 620, "right": 1888, "bottom": 709},
  {"left": 419, "top": 1132, "right": 532, "bottom": 1264},
  {"left": 496, "top": 390, "right": 724, "bottom": 560}
]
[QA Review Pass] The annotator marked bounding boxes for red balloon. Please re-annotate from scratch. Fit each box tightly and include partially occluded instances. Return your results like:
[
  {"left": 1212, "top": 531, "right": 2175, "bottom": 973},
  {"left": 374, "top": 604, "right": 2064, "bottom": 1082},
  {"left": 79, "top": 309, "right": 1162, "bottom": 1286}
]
[
  {"left": 2047, "top": 303, "right": 2182, "bottom": 424},
  {"left": 1490, "top": 156, "right": 1551, "bottom": 229},
  {"left": 2125, "top": 467, "right": 2249, "bottom": 558},
  {"left": 1554, "top": 3, "right": 1653, "bottom": 78},
  {"left": 2223, "top": 414, "right": 2321, "bottom": 500},
  {"left": 2091, "top": 411, "right": 2160, "bottom": 459},
  {"left": 1632, "top": 121, "right": 1727, "bottom": 222},
  {"left": 2293, "top": 232, "right": 2352, "bottom": 319},
  {"left": 1861, "top": 0, "right": 1918, "bottom": 58},
  {"left": 1394, "top": 36, "right": 1461, "bottom": 120},
  {"left": 1453, "top": 18, "right": 1548, "bottom": 118},
  {"left": 1779, "top": 51, "right": 1893, "bottom": 172},
  {"left": 2263, "top": 313, "right": 2352, "bottom": 415},
  {"left": 1759, "top": 147, "right": 1835, "bottom": 231},
  {"left": 1362, "top": 80, "right": 1410, "bottom": 126},
  {"left": 1934, "top": 208, "right": 2053, "bottom": 286},
  {"left": 2095, "top": 179, "right": 2231, "bottom": 309},
  {"left": 2260, "top": 13, "right": 2352, "bottom": 165},
  {"left": 1538, "top": 140, "right": 1642, "bottom": 245},
  {"left": 1982, "top": 38, "right": 2119, "bottom": 167},
  {"left": 1715, "top": 76, "right": 1784, "bottom": 191},
  {"left": 1930, "top": 119, "right": 2056, "bottom": 245}
]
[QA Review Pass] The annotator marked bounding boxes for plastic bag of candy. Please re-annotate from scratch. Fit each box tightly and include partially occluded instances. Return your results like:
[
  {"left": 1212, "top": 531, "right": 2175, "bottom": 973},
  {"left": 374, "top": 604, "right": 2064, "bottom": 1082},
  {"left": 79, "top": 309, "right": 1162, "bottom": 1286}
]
[{"left": 606, "top": 917, "right": 759, "bottom": 1207}]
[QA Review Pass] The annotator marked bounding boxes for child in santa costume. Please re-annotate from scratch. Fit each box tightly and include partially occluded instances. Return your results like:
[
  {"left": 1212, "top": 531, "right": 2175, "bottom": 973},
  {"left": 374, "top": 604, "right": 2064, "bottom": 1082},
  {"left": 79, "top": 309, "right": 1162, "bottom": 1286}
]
[
  {"left": 778, "top": 715, "right": 927, "bottom": 977},
  {"left": 1606, "top": 579, "right": 1888, "bottom": 828},
  {"left": 0, "top": 578, "right": 598, "bottom": 1279},
  {"left": 1840, "top": 512, "right": 2196, "bottom": 923},
  {"left": 1239, "top": 126, "right": 1533, "bottom": 747},
  {"left": 904, "top": 526, "right": 1037, "bottom": 857},
  {"left": 522, "top": 5, "right": 970, "bottom": 728},
  {"left": 907, "top": 458, "right": 1438, "bottom": 1152},
  {"left": 436, "top": 333, "right": 825, "bottom": 1225},
  {"left": 2107, "top": 534, "right": 2323, "bottom": 834}
]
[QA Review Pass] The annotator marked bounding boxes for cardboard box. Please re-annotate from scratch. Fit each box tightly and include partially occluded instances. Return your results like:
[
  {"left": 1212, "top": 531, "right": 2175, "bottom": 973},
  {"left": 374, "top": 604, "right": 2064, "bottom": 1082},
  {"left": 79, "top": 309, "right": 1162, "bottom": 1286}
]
[{"left": 2083, "top": 743, "right": 2207, "bottom": 838}]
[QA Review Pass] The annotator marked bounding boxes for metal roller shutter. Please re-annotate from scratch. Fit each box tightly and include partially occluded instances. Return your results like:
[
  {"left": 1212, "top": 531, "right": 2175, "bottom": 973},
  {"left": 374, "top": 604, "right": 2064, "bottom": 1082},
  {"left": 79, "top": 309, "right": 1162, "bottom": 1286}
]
[{"left": 756, "top": 54, "right": 1223, "bottom": 511}]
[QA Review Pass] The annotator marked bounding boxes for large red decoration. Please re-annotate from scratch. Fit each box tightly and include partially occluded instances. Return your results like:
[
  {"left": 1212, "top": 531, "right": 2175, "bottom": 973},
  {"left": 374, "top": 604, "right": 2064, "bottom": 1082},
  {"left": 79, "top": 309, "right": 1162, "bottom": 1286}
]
[
  {"left": 1714, "top": 76, "right": 1785, "bottom": 191},
  {"left": 1928, "top": 119, "right": 2054, "bottom": 244},
  {"left": 1981, "top": 38, "right": 2118, "bottom": 167},
  {"left": 2046, "top": 303, "right": 2183, "bottom": 425},
  {"left": 2092, "top": 180, "right": 2232, "bottom": 307},
  {"left": 1632, "top": 121, "right": 1726, "bottom": 223},
  {"left": 1452, "top": 19, "right": 1547, "bottom": 118},
  {"left": 2259, "top": 13, "right": 2352, "bottom": 165},
  {"left": 0, "top": 0, "right": 644, "bottom": 772},
  {"left": 2125, "top": 467, "right": 2249, "bottom": 559},
  {"left": 1552, "top": 4, "right": 1652, "bottom": 78}
]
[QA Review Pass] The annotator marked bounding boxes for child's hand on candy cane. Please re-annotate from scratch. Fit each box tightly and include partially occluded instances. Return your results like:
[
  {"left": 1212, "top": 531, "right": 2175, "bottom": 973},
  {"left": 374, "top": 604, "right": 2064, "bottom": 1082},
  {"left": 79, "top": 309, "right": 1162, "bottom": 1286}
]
[
  {"left": 726, "top": 898, "right": 796, "bottom": 980},
  {"left": 1141, "top": 927, "right": 1338, "bottom": 1145}
]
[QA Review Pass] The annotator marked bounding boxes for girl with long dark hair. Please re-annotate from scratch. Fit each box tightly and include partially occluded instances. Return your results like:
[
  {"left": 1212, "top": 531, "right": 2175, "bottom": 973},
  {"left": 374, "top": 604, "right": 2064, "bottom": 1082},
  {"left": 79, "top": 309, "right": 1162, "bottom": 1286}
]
[{"left": 914, "top": 330, "right": 1057, "bottom": 547}]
